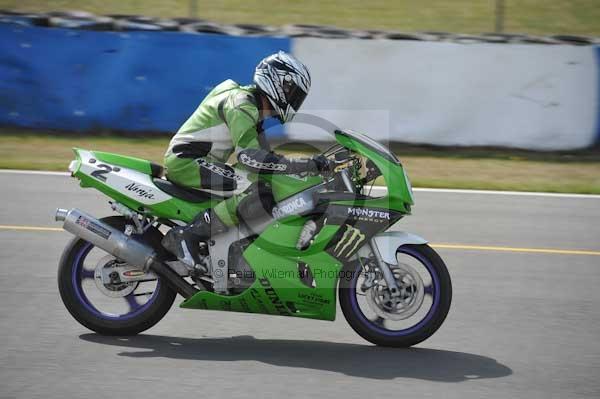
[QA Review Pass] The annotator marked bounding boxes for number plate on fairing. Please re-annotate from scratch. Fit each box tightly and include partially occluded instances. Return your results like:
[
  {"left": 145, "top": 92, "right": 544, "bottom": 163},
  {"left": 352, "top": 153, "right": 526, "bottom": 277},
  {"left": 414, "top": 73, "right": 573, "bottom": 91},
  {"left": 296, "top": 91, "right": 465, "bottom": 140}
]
[{"left": 77, "top": 150, "right": 171, "bottom": 205}]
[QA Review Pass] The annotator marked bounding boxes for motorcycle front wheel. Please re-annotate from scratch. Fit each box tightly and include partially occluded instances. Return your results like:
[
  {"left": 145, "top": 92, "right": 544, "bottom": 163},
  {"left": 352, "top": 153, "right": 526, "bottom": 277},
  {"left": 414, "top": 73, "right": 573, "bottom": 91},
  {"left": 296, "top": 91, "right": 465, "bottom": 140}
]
[
  {"left": 58, "top": 216, "right": 176, "bottom": 335},
  {"left": 339, "top": 244, "right": 452, "bottom": 347}
]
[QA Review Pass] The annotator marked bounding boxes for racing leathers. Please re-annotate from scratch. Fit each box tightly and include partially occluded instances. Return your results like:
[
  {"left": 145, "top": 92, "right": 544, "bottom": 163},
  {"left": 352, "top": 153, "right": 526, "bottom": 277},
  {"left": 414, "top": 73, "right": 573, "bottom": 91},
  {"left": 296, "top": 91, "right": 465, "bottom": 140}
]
[
  {"left": 162, "top": 80, "right": 327, "bottom": 266},
  {"left": 164, "top": 79, "right": 323, "bottom": 226}
]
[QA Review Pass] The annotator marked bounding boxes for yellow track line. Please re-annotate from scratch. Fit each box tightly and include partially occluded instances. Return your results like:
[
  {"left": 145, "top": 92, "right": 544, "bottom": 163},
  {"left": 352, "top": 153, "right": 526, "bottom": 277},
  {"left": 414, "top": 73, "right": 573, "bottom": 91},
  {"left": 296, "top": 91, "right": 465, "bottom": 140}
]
[
  {"left": 1, "top": 224, "right": 599, "bottom": 256},
  {"left": 431, "top": 243, "right": 600, "bottom": 256},
  {"left": 0, "top": 225, "right": 63, "bottom": 232}
]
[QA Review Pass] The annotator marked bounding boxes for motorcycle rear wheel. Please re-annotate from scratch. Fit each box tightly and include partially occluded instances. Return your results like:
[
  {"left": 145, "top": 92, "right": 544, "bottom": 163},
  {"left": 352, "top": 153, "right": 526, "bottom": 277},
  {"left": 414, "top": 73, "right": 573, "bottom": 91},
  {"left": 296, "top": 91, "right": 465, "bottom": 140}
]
[{"left": 58, "top": 216, "right": 176, "bottom": 335}]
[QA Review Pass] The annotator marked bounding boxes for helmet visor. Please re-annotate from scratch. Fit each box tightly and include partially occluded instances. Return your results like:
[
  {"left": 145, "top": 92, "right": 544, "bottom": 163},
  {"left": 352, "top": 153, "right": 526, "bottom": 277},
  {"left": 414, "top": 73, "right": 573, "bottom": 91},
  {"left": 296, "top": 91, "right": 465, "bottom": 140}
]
[{"left": 283, "top": 80, "right": 308, "bottom": 111}]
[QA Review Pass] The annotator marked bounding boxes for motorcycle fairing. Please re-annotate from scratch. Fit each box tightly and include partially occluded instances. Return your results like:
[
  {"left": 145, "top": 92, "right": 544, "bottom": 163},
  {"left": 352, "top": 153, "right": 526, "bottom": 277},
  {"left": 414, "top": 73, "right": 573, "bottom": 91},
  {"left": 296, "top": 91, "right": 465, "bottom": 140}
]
[{"left": 180, "top": 215, "right": 342, "bottom": 321}]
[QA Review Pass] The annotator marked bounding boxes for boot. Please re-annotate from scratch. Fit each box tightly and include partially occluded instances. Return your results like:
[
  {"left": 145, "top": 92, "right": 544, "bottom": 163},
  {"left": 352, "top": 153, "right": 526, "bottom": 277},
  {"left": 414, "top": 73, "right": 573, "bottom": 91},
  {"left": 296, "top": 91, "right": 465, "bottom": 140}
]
[{"left": 161, "top": 209, "right": 228, "bottom": 267}]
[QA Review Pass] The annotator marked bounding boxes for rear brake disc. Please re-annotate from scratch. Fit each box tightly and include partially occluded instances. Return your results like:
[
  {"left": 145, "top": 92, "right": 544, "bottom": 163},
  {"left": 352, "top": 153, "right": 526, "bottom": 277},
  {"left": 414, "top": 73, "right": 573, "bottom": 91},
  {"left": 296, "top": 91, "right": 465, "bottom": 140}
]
[{"left": 93, "top": 255, "right": 138, "bottom": 298}]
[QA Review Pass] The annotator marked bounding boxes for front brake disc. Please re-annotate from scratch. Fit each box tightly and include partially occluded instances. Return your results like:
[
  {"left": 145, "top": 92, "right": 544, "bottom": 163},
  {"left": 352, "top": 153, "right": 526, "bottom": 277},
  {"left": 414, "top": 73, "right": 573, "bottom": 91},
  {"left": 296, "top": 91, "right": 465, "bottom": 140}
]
[{"left": 365, "top": 262, "right": 425, "bottom": 321}]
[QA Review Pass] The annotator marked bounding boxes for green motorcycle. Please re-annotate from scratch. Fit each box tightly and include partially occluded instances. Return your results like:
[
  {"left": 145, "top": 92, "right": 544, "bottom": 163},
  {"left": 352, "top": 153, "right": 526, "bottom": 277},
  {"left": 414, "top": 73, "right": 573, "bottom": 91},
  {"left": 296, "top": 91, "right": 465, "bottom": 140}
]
[{"left": 55, "top": 129, "right": 451, "bottom": 347}]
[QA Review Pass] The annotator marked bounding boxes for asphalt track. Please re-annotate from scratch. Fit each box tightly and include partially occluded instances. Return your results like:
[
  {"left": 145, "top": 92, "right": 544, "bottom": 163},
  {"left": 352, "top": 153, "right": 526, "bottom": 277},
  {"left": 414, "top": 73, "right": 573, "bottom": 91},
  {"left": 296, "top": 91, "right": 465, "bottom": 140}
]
[{"left": 1, "top": 172, "right": 599, "bottom": 399}]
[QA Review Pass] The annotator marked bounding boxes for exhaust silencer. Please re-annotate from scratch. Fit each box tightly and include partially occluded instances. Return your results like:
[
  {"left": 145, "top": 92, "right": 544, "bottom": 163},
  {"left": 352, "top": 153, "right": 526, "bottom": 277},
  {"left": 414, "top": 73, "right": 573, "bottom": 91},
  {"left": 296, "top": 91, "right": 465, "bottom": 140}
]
[
  {"left": 55, "top": 208, "right": 198, "bottom": 299},
  {"left": 56, "top": 208, "right": 157, "bottom": 271}
]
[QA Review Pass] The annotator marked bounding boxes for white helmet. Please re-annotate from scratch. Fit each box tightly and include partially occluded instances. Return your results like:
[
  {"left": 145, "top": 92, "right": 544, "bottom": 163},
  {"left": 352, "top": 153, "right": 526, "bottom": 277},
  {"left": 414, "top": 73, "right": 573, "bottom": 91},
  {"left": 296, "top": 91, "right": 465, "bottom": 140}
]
[{"left": 253, "top": 51, "right": 311, "bottom": 123}]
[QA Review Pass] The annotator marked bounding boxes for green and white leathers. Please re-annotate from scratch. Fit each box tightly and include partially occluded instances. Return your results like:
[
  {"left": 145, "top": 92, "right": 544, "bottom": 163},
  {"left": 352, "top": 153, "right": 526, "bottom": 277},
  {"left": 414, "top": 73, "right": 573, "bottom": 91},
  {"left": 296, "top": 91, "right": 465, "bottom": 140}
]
[
  {"left": 164, "top": 80, "right": 262, "bottom": 226},
  {"left": 164, "top": 51, "right": 314, "bottom": 229},
  {"left": 166, "top": 80, "right": 261, "bottom": 167},
  {"left": 56, "top": 129, "right": 452, "bottom": 347}
]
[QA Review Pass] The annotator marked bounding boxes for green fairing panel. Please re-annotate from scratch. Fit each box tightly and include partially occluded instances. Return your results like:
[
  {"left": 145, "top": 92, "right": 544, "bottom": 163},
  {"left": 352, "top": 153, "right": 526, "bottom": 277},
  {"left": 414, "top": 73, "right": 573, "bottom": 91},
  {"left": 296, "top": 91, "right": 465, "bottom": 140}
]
[
  {"left": 71, "top": 149, "right": 216, "bottom": 222},
  {"left": 263, "top": 174, "right": 323, "bottom": 202},
  {"left": 181, "top": 216, "right": 344, "bottom": 321},
  {"left": 333, "top": 132, "right": 413, "bottom": 214},
  {"left": 145, "top": 195, "right": 215, "bottom": 222}
]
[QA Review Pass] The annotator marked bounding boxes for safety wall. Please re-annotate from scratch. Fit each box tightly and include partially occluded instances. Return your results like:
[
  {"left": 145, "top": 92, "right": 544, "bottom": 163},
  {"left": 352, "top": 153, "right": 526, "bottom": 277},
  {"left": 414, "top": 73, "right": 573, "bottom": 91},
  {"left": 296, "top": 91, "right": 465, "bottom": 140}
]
[
  {"left": 0, "top": 24, "right": 289, "bottom": 132},
  {"left": 291, "top": 39, "right": 600, "bottom": 150},
  {"left": 1, "top": 23, "right": 599, "bottom": 150}
]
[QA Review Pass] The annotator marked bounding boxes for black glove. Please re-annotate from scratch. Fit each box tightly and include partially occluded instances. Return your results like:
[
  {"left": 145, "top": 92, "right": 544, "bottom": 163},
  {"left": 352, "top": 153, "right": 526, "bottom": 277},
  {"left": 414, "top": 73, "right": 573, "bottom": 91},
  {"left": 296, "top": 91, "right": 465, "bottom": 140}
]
[{"left": 311, "top": 154, "right": 333, "bottom": 173}]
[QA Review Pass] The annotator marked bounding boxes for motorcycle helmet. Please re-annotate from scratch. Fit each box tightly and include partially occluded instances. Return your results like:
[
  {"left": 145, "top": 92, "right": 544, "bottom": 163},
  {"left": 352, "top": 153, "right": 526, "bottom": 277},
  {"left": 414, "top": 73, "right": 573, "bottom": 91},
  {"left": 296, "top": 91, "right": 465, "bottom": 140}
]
[{"left": 253, "top": 51, "right": 311, "bottom": 123}]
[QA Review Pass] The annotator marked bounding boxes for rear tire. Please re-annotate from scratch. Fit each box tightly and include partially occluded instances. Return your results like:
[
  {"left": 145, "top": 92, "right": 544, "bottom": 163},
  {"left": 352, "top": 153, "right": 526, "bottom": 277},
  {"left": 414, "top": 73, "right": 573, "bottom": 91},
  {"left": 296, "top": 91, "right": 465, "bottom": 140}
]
[
  {"left": 58, "top": 216, "right": 176, "bottom": 335},
  {"left": 339, "top": 244, "right": 452, "bottom": 347}
]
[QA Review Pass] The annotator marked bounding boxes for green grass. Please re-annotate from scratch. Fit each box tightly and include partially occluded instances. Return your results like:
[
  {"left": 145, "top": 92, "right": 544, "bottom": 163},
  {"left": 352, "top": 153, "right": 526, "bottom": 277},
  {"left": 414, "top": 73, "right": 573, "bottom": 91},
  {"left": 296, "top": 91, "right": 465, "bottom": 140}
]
[
  {"left": 1, "top": 132, "right": 599, "bottom": 194},
  {"left": 2, "top": 0, "right": 600, "bottom": 36}
]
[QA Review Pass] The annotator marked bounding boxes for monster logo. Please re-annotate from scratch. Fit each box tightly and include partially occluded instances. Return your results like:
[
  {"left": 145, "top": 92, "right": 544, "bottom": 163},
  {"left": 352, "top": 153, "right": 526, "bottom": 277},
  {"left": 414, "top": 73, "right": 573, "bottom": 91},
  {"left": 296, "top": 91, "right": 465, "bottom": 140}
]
[{"left": 334, "top": 224, "right": 366, "bottom": 258}]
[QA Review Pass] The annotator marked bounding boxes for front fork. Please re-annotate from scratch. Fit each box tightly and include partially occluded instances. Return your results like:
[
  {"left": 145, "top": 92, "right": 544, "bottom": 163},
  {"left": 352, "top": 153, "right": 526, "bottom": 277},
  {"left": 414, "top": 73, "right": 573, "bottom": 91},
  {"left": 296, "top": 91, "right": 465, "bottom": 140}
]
[
  {"left": 358, "top": 240, "right": 400, "bottom": 297},
  {"left": 359, "top": 239, "right": 401, "bottom": 298},
  {"left": 359, "top": 230, "right": 430, "bottom": 296}
]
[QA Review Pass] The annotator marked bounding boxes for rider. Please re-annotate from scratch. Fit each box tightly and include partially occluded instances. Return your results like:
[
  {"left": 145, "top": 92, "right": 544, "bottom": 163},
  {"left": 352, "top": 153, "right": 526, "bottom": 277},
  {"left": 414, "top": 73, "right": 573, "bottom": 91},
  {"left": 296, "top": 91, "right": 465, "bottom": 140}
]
[{"left": 161, "top": 51, "right": 332, "bottom": 267}]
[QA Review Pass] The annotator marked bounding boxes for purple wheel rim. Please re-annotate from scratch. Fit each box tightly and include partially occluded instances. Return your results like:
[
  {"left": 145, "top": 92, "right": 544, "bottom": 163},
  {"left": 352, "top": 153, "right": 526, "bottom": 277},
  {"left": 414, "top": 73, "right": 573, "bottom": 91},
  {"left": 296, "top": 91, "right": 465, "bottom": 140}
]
[
  {"left": 349, "top": 246, "right": 440, "bottom": 337},
  {"left": 72, "top": 242, "right": 160, "bottom": 321}
]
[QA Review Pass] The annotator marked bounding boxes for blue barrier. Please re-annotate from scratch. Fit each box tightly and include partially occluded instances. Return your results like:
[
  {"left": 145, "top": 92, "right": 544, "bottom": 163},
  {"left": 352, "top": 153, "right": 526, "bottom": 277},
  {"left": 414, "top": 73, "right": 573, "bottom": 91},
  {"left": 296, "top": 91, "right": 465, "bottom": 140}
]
[{"left": 0, "top": 24, "right": 290, "bottom": 133}]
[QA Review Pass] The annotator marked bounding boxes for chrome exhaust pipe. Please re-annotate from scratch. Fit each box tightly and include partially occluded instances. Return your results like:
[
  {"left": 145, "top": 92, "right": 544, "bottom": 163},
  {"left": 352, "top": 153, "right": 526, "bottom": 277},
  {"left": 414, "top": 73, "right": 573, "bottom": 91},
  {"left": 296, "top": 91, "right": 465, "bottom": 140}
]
[
  {"left": 55, "top": 208, "right": 69, "bottom": 222},
  {"left": 55, "top": 208, "right": 198, "bottom": 299},
  {"left": 56, "top": 208, "right": 157, "bottom": 271}
]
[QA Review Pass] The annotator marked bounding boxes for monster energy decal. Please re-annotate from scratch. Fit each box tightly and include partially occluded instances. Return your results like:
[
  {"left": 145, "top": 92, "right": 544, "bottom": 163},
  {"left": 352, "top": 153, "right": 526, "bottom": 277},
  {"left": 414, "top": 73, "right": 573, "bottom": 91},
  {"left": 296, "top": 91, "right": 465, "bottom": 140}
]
[
  {"left": 324, "top": 205, "right": 402, "bottom": 260},
  {"left": 333, "top": 224, "right": 366, "bottom": 258},
  {"left": 347, "top": 207, "right": 390, "bottom": 221},
  {"left": 325, "top": 205, "right": 395, "bottom": 225}
]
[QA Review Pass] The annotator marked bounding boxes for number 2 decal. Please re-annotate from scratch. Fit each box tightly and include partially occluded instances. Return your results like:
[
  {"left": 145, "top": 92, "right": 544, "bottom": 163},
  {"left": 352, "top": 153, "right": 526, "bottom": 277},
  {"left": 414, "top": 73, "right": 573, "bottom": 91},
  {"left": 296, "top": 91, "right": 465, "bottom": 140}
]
[{"left": 91, "top": 164, "right": 112, "bottom": 182}]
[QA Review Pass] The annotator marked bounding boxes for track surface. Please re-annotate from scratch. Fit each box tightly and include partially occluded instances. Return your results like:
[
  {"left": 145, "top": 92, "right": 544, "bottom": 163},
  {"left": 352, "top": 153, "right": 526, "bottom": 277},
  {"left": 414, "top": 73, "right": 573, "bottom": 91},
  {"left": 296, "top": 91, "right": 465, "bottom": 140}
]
[{"left": 1, "top": 173, "right": 599, "bottom": 398}]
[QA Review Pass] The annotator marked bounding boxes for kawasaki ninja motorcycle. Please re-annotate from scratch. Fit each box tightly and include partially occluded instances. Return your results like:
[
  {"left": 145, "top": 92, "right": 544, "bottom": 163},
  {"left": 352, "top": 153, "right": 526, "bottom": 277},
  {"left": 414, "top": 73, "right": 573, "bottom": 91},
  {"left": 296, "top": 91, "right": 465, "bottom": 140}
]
[{"left": 55, "top": 129, "right": 451, "bottom": 347}]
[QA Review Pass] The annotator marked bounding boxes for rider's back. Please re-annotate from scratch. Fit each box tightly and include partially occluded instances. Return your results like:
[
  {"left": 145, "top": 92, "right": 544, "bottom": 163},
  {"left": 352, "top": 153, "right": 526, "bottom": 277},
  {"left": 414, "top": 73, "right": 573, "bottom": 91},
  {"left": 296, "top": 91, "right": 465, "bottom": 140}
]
[{"left": 165, "top": 79, "right": 259, "bottom": 164}]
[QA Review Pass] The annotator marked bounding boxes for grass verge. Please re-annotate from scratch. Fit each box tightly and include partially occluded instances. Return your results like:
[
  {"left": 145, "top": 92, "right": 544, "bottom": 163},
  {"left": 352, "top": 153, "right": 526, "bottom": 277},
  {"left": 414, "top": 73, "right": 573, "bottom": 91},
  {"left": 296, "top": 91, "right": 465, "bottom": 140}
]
[
  {"left": 2, "top": 0, "right": 600, "bottom": 36},
  {"left": 1, "top": 132, "right": 599, "bottom": 194}
]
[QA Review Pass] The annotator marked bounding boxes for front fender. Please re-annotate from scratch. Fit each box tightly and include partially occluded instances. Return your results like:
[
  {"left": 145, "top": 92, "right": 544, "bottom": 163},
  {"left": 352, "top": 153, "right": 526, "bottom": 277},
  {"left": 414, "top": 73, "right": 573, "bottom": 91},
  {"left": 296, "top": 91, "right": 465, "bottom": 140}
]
[{"left": 372, "top": 231, "right": 428, "bottom": 265}]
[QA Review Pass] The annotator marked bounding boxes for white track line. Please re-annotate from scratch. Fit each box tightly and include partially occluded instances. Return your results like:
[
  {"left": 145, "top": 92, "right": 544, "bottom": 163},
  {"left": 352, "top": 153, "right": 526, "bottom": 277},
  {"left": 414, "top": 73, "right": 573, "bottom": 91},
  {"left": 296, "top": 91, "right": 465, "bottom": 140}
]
[
  {"left": 1, "top": 169, "right": 599, "bottom": 199},
  {"left": 367, "top": 186, "right": 600, "bottom": 199},
  {"left": 0, "top": 169, "right": 69, "bottom": 176},
  {"left": 421, "top": 188, "right": 600, "bottom": 199}
]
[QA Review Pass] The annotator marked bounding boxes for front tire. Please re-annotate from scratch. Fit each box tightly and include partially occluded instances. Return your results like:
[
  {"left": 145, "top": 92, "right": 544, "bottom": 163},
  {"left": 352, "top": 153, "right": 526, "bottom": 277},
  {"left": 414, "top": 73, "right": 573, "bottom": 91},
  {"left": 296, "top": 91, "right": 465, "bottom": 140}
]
[
  {"left": 58, "top": 216, "right": 176, "bottom": 335},
  {"left": 339, "top": 244, "right": 452, "bottom": 347}
]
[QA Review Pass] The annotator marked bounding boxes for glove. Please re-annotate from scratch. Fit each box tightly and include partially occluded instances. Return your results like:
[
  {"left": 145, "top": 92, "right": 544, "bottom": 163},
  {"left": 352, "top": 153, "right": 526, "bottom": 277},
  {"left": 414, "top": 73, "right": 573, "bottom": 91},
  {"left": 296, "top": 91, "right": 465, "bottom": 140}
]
[{"left": 311, "top": 154, "right": 333, "bottom": 173}]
